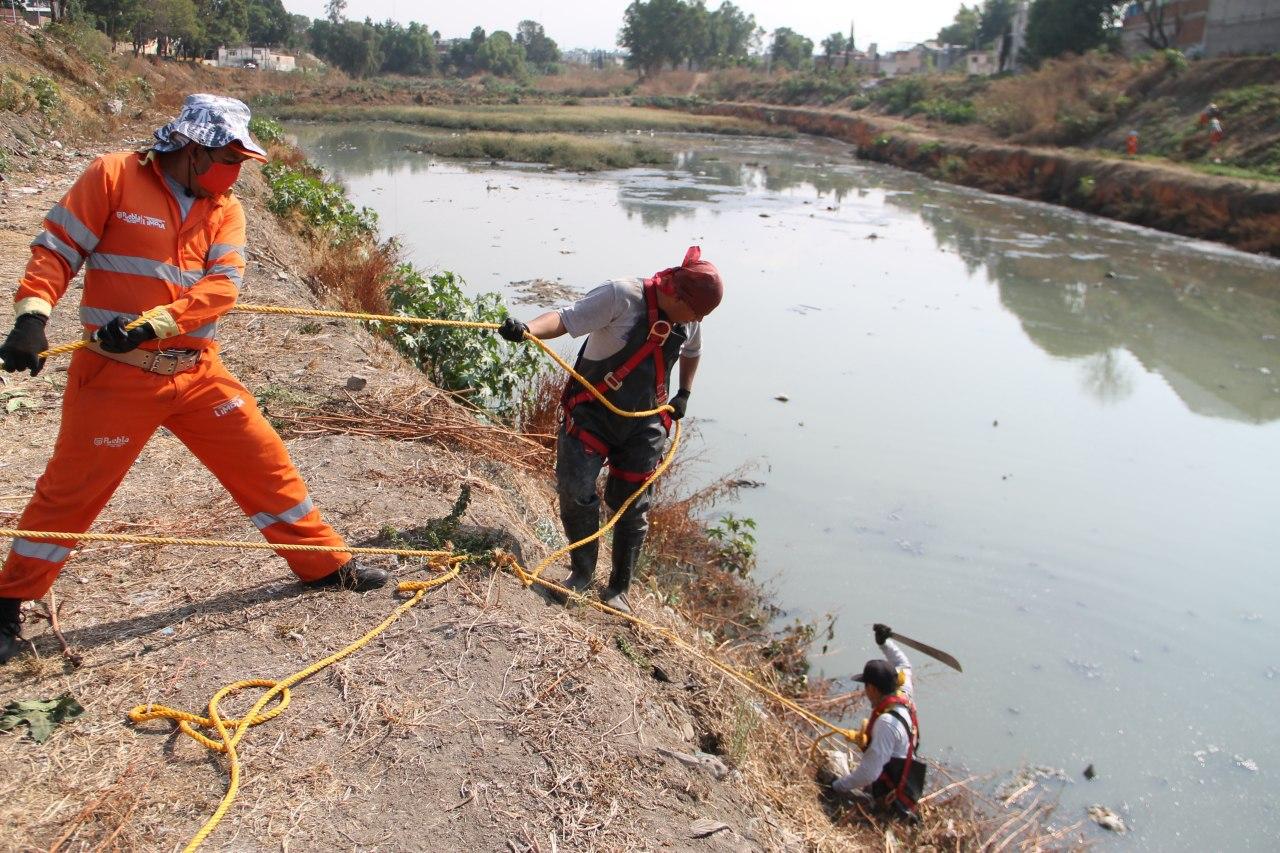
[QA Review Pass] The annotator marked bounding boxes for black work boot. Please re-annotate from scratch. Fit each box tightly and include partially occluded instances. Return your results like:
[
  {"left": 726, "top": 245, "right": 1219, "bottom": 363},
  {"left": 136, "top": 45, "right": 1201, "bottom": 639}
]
[
  {"left": 603, "top": 526, "right": 645, "bottom": 616},
  {"left": 0, "top": 598, "right": 23, "bottom": 665},
  {"left": 556, "top": 500, "right": 601, "bottom": 603},
  {"left": 304, "top": 560, "right": 389, "bottom": 592}
]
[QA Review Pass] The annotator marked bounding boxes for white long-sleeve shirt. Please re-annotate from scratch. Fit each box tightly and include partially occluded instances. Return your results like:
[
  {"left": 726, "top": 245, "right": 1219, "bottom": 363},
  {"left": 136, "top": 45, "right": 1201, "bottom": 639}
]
[{"left": 832, "top": 640, "right": 915, "bottom": 793}]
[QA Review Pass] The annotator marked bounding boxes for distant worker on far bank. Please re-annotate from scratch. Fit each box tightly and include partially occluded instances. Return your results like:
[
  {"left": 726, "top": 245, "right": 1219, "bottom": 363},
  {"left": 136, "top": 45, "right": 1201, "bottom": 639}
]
[
  {"left": 1209, "top": 117, "right": 1224, "bottom": 146},
  {"left": 830, "top": 624, "right": 927, "bottom": 821},
  {"left": 497, "top": 247, "right": 722, "bottom": 615},
  {"left": 1199, "top": 102, "right": 1220, "bottom": 127},
  {"left": 0, "top": 94, "right": 388, "bottom": 666},
  {"left": 1125, "top": 129, "right": 1140, "bottom": 157}
]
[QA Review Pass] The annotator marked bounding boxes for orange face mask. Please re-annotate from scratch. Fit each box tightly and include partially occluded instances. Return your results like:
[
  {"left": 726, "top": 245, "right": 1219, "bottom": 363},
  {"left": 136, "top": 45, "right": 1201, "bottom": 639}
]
[{"left": 196, "top": 160, "right": 242, "bottom": 195}]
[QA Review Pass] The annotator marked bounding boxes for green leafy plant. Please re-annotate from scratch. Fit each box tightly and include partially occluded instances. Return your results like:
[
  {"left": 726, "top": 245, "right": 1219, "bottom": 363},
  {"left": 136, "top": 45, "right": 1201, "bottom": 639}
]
[
  {"left": 27, "top": 76, "right": 60, "bottom": 114},
  {"left": 918, "top": 97, "right": 976, "bottom": 124},
  {"left": 385, "top": 267, "right": 545, "bottom": 419},
  {"left": 249, "top": 116, "right": 286, "bottom": 145},
  {"left": 0, "top": 694, "right": 84, "bottom": 743},
  {"left": 706, "top": 514, "right": 757, "bottom": 578},
  {"left": 262, "top": 162, "right": 378, "bottom": 244}
]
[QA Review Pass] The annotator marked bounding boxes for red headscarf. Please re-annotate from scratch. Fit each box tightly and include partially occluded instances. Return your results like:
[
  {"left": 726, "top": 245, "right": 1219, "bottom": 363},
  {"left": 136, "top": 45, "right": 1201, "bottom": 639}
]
[{"left": 651, "top": 246, "right": 723, "bottom": 317}]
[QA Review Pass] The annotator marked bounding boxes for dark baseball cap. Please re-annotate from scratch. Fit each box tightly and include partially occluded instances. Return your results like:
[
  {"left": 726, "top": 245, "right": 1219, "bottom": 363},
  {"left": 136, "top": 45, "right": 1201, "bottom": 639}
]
[{"left": 854, "top": 659, "right": 899, "bottom": 693}]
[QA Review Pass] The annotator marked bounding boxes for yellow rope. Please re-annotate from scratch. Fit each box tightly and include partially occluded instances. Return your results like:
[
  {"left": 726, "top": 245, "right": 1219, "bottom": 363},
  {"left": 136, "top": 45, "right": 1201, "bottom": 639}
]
[
  {"left": 127, "top": 558, "right": 463, "bottom": 853},
  {"left": 16, "top": 302, "right": 860, "bottom": 848}
]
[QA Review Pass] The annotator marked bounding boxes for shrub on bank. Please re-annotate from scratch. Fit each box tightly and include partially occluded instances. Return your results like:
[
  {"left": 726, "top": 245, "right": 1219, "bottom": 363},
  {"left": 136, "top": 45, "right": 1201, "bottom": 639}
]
[{"left": 261, "top": 161, "right": 378, "bottom": 244}]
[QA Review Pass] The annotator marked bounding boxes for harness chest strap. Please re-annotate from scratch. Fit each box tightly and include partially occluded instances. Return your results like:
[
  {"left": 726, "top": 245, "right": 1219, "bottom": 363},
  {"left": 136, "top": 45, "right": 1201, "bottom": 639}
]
[{"left": 563, "top": 279, "right": 676, "bottom": 477}]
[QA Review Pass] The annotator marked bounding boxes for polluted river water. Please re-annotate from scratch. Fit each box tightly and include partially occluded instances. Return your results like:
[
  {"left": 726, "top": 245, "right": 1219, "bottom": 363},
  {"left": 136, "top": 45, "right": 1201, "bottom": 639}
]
[{"left": 289, "top": 122, "right": 1280, "bottom": 849}]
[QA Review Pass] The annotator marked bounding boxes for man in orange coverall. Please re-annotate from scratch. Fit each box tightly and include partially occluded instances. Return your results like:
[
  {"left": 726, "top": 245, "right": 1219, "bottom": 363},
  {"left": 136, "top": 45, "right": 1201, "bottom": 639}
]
[{"left": 0, "top": 94, "right": 387, "bottom": 665}]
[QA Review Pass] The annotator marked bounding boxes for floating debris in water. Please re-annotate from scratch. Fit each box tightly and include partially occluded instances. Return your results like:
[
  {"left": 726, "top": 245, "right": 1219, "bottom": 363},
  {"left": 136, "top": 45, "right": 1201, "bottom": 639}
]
[
  {"left": 1087, "top": 805, "right": 1127, "bottom": 833},
  {"left": 774, "top": 394, "right": 789, "bottom": 402},
  {"left": 1066, "top": 658, "right": 1103, "bottom": 679},
  {"left": 1234, "top": 755, "right": 1260, "bottom": 773},
  {"left": 1084, "top": 764, "right": 1097, "bottom": 780}
]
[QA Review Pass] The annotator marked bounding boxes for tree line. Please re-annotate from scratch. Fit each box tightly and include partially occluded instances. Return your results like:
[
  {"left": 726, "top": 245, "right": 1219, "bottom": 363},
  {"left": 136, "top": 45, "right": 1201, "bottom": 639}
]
[{"left": 71, "top": 0, "right": 561, "bottom": 79}]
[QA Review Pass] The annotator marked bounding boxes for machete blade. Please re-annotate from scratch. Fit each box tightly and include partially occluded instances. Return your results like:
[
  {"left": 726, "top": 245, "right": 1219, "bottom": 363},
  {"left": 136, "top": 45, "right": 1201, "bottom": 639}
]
[{"left": 892, "top": 632, "right": 963, "bottom": 673}]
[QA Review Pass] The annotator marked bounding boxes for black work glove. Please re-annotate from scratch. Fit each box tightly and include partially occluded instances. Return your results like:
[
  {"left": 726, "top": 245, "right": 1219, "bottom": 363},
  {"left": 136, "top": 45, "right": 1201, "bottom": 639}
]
[
  {"left": 874, "top": 623, "right": 893, "bottom": 646},
  {"left": 95, "top": 316, "right": 156, "bottom": 354},
  {"left": 0, "top": 313, "right": 48, "bottom": 377},
  {"left": 497, "top": 317, "right": 528, "bottom": 343},
  {"left": 669, "top": 388, "right": 691, "bottom": 420}
]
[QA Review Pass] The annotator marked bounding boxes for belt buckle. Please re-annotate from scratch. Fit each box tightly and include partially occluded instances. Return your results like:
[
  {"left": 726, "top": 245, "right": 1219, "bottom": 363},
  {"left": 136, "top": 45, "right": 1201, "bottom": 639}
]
[
  {"left": 603, "top": 372, "right": 622, "bottom": 391},
  {"left": 650, "top": 320, "right": 672, "bottom": 343}
]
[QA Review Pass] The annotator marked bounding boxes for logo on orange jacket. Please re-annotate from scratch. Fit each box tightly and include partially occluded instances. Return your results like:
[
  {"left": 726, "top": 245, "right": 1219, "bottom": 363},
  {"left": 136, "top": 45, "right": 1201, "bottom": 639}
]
[{"left": 93, "top": 436, "right": 130, "bottom": 448}]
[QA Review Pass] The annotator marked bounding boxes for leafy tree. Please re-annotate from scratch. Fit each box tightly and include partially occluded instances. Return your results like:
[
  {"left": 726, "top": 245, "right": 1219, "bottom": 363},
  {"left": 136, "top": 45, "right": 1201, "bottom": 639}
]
[
  {"left": 475, "top": 29, "right": 526, "bottom": 77},
  {"left": 516, "top": 19, "right": 560, "bottom": 70},
  {"left": 380, "top": 21, "right": 437, "bottom": 75},
  {"left": 938, "top": 4, "right": 981, "bottom": 46},
  {"left": 130, "top": 0, "right": 199, "bottom": 55},
  {"left": 448, "top": 25, "right": 486, "bottom": 75},
  {"left": 619, "top": 0, "right": 688, "bottom": 78},
  {"left": 310, "top": 19, "right": 381, "bottom": 76},
  {"left": 821, "top": 31, "right": 848, "bottom": 59},
  {"left": 324, "top": 0, "right": 345, "bottom": 24},
  {"left": 245, "top": 0, "right": 289, "bottom": 46},
  {"left": 284, "top": 13, "right": 310, "bottom": 50},
  {"left": 704, "top": 1, "right": 758, "bottom": 66},
  {"left": 770, "top": 27, "right": 812, "bottom": 70},
  {"left": 84, "top": 0, "right": 143, "bottom": 44},
  {"left": 977, "top": 0, "right": 1018, "bottom": 46},
  {"left": 1022, "top": 0, "right": 1118, "bottom": 64}
]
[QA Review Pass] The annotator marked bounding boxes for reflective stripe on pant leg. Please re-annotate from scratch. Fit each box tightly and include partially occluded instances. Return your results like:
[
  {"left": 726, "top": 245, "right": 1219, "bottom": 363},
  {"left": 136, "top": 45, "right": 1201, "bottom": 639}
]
[
  {"left": 165, "top": 357, "right": 349, "bottom": 581},
  {"left": 0, "top": 352, "right": 161, "bottom": 600}
]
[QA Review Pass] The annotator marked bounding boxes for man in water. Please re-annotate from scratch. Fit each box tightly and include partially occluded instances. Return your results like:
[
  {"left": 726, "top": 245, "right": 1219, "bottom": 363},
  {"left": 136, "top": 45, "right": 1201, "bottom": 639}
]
[
  {"left": 0, "top": 94, "right": 387, "bottom": 665},
  {"left": 831, "top": 624, "right": 926, "bottom": 820},
  {"left": 498, "top": 247, "right": 722, "bottom": 614}
]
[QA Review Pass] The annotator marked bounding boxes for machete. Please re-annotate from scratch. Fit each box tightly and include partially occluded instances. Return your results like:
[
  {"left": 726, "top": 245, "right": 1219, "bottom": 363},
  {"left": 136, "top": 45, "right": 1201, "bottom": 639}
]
[{"left": 890, "top": 631, "right": 963, "bottom": 673}]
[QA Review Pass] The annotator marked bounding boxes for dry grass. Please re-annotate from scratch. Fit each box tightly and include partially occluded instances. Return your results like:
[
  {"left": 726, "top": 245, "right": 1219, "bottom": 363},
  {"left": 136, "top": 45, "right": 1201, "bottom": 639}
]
[
  {"left": 306, "top": 237, "right": 395, "bottom": 315},
  {"left": 277, "top": 386, "right": 552, "bottom": 473}
]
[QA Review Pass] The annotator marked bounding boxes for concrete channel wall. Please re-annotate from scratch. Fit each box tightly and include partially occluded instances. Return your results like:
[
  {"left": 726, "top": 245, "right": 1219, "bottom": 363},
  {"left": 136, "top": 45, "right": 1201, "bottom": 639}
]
[{"left": 692, "top": 101, "right": 1280, "bottom": 257}]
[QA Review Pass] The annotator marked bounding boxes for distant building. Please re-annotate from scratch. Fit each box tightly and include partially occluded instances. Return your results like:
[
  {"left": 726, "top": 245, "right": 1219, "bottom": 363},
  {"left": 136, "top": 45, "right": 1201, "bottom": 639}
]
[
  {"left": 1, "top": 1, "right": 50, "bottom": 26},
  {"left": 1121, "top": 0, "right": 1280, "bottom": 57},
  {"left": 215, "top": 46, "right": 296, "bottom": 72},
  {"left": 966, "top": 49, "right": 999, "bottom": 76}
]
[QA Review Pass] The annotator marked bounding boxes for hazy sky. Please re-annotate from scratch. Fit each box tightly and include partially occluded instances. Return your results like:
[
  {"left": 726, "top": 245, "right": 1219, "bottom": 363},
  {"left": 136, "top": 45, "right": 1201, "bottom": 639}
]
[{"left": 285, "top": 1, "right": 965, "bottom": 52}]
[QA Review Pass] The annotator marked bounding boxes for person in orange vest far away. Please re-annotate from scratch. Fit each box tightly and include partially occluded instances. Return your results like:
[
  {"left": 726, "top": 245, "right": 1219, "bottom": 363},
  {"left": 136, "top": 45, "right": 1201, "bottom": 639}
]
[
  {"left": 1209, "top": 117, "right": 1224, "bottom": 146},
  {"left": 830, "top": 624, "right": 927, "bottom": 821},
  {"left": 0, "top": 94, "right": 388, "bottom": 666},
  {"left": 496, "top": 247, "right": 722, "bottom": 615},
  {"left": 1125, "top": 129, "right": 1139, "bottom": 157}
]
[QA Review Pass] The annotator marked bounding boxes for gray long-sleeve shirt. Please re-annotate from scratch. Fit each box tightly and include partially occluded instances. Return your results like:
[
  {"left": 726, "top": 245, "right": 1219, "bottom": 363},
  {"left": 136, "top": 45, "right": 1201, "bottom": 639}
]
[{"left": 832, "top": 640, "right": 915, "bottom": 793}]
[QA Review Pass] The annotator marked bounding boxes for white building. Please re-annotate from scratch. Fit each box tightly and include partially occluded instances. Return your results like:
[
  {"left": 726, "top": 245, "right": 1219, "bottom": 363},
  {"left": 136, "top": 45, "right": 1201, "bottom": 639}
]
[
  {"left": 966, "top": 49, "right": 998, "bottom": 76},
  {"left": 215, "top": 46, "right": 296, "bottom": 72}
]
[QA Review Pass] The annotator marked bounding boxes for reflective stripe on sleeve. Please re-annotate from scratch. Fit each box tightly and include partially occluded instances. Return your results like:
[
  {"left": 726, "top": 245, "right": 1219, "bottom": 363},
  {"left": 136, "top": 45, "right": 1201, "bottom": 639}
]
[
  {"left": 11, "top": 538, "right": 72, "bottom": 563},
  {"left": 251, "top": 496, "right": 315, "bottom": 530},
  {"left": 205, "top": 263, "right": 243, "bottom": 288},
  {"left": 206, "top": 243, "right": 244, "bottom": 263},
  {"left": 47, "top": 204, "right": 100, "bottom": 253},
  {"left": 86, "top": 253, "right": 204, "bottom": 287},
  {"left": 32, "top": 231, "right": 85, "bottom": 273}
]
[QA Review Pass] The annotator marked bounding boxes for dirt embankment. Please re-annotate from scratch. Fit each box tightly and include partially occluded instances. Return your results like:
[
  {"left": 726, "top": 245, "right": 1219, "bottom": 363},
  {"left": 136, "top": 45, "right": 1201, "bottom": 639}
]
[{"left": 690, "top": 101, "right": 1280, "bottom": 256}]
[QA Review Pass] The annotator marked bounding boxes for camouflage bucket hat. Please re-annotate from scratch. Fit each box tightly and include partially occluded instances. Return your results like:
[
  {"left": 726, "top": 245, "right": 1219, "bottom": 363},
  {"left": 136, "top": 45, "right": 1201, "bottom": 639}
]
[{"left": 152, "top": 93, "right": 268, "bottom": 161}]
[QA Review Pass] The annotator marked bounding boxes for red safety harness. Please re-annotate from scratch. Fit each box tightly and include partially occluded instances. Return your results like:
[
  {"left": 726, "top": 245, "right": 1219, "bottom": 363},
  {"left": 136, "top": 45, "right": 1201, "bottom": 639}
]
[
  {"left": 868, "top": 693, "right": 921, "bottom": 813},
  {"left": 562, "top": 278, "right": 673, "bottom": 482}
]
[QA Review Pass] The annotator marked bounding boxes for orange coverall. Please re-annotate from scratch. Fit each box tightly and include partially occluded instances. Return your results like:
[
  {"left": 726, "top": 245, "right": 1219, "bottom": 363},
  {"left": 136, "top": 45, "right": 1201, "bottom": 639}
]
[{"left": 0, "top": 151, "right": 350, "bottom": 601}]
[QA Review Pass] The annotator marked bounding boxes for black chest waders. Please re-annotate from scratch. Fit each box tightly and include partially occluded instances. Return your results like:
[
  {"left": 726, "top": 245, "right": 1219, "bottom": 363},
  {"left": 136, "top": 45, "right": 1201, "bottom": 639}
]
[{"left": 555, "top": 279, "right": 690, "bottom": 594}]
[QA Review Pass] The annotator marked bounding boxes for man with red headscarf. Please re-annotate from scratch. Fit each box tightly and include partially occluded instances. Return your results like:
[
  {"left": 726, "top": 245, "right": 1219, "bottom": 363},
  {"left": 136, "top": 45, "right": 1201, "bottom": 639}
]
[{"left": 499, "top": 247, "right": 723, "bottom": 614}]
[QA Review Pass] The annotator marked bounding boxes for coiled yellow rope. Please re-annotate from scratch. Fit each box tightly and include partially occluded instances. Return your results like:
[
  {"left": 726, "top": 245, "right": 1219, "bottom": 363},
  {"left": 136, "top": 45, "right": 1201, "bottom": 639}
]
[{"left": 15, "top": 304, "right": 859, "bottom": 850}]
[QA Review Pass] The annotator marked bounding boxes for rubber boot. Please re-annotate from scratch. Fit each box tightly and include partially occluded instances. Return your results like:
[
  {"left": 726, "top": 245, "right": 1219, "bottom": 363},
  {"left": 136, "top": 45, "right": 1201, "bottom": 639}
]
[
  {"left": 604, "top": 525, "right": 645, "bottom": 613},
  {"left": 0, "top": 598, "right": 22, "bottom": 665},
  {"left": 303, "top": 559, "right": 389, "bottom": 592},
  {"left": 557, "top": 498, "right": 601, "bottom": 601}
]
